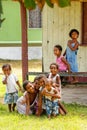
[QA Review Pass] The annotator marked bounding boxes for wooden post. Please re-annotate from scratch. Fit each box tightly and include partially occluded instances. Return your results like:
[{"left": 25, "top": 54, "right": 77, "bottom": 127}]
[{"left": 20, "top": 2, "right": 28, "bottom": 82}]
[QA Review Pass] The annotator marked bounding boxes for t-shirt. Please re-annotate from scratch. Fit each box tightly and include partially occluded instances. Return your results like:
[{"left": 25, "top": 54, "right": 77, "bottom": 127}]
[
  {"left": 2, "top": 73, "right": 18, "bottom": 93},
  {"left": 45, "top": 87, "right": 58, "bottom": 102}
]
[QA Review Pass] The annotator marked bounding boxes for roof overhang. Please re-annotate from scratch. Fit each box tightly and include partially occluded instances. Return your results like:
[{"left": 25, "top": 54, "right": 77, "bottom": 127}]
[{"left": 72, "top": 0, "right": 87, "bottom": 2}]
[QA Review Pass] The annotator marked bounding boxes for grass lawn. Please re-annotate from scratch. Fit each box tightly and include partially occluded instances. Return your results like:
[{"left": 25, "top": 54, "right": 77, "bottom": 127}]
[
  {"left": 0, "top": 103, "right": 87, "bottom": 130},
  {"left": 0, "top": 60, "right": 87, "bottom": 130}
]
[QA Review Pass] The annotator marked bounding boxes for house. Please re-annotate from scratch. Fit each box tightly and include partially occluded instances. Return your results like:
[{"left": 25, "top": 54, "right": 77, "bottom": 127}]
[
  {"left": 42, "top": 0, "right": 87, "bottom": 74},
  {"left": 0, "top": 0, "right": 87, "bottom": 82},
  {"left": 0, "top": 0, "right": 42, "bottom": 59}
]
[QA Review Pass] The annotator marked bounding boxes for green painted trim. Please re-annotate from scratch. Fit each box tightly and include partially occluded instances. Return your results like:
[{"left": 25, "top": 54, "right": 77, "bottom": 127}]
[
  {"left": 0, "top": 41, "right": 42, "bottom": 47},
  {"left": 0, "top": 41, "right": 42, "bottom": 43}
]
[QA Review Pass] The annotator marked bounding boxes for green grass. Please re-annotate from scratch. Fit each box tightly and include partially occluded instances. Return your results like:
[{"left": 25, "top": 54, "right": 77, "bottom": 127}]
[
  {"left": 0, "top": 103, "right": 87, "bottom": 130},
  {"left": 0, "top": 77, "right": 87, "bottom": 130}
]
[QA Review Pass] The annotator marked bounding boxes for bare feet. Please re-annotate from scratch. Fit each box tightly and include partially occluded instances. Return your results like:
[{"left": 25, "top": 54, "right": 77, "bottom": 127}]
[
  {"left": 47, "top": 115, "right": 51, "bottom": 119},
  {"left": 52, "top": 114, "right": 57, "bottom": 117},
  {"left": 71, "top": 80, "right": 78, "bottom": 84}
]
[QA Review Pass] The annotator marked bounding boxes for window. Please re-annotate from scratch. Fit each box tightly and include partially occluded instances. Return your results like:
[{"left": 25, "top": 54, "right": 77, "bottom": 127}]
[
  {"left": 82, "top": 3, "right": 87, "bottom": 45},
  {"left": 28, "top": 5, "right": 42, "bottom": 28}
]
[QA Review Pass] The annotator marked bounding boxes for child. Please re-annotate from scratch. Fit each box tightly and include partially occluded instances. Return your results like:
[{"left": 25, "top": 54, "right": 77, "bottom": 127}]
[
  {"left": 35, "top": 74, "right": 59, "bottom": 116},
  {"left": 2, "top": 64, "right": 22, "bottom": 112},
  {"left": 42, "top": 79, "right": 60, "bottom": 118},
  {"left": 47, "top": 63, "right": 67, "bottom": 115},
  {"left": 17, "top": 80, "right": 38, "bottom": 115},
  {"left": 35, "top": 74, "right": 47, "bottom": 116},
  {"left": 47, "top": 63, "right": 61, "bottom": 96},
  {"left": 54, "top": 45, "right": 70, "bottom": 73},
  {"left": 66, "top": 29, "right": 79, "bottom": 84}
]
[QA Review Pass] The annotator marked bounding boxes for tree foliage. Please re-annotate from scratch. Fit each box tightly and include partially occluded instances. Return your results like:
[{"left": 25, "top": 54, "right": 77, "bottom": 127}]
[
  {"left": 0, "top": 0, "right": 3, "bottom": 27},
  {"left": 13, "top": 0, "right": 71, "bottom": 9}
]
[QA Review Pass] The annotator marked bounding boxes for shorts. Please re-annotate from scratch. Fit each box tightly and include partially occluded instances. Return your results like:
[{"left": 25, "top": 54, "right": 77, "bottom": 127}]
[
  {"left": 45, "top": 99, "right": 59, "bottom": 116},
  {"left": 4, "top": 92, "right": 18, "bottom": 104}
]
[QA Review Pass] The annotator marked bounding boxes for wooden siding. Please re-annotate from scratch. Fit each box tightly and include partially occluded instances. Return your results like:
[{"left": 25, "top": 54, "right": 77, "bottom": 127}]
[{"left": 42, "top": 1, "right": 86, "bottom": 72}]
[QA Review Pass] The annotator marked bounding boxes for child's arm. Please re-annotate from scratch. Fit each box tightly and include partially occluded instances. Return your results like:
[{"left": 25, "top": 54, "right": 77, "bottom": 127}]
[
  {"left": 61, "top": 57, "right": 71, "bottom": 72},
  {"left": 2, "top": 76, "right": 8, "bottom": 84},
  {"left": 53, "top": 75, "right": 61, "bottom": 88},
  {"left": 16, "top": 81, "right": 22, "bottom": 92},
  {"left": 52, "top": 88, "right": 61, "bottom": 100},
  {"left": 68, "top": 40, "right": 79, "bottom": 51},
  {"left": 52, "top": 76, "right": 60, "bottom": 88},
  {"left": 25, "top": 93, "right": 30, "bottom": 116},
  {"left": 63, "top": 49, "right": 66, "bottom": 56},
  {"left": 36, "top": 91, "right": 43, "bottom": 116},
  {"left": 41, "top": 88, "right": 60, "bottom": 99}
]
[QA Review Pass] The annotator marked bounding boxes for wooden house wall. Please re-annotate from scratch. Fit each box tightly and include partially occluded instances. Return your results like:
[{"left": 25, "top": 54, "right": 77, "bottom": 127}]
[{"left": 42, "top": 1, "right": 87, "bottom": 72}]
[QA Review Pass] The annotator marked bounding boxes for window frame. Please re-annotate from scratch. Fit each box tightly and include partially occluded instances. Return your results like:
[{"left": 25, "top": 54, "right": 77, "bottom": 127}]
[
  {"left": 27, "top": 6, "right": 42, "bottom": 29},
  {"left": 81, "top": 2, "right": 87, "bottom": 46}
]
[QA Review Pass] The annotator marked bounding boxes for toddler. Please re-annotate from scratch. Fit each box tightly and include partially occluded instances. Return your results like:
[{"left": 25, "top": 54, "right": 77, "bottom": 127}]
[
  {"left": 2, "top": 64, "right": 22, "bottom": 112},
  {"left": 42, "top": 79, "right": 60, "bottom": 118}
]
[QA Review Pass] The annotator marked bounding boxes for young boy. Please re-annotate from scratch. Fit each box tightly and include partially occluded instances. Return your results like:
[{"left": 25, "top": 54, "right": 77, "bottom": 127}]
[
  {"left": 42, "top": 79, "right": 60, "bottom": 118},
  {"left": 2, "top": 64, "right": 22, "bottom": 112},
  {"left": 17, "top": 80, "right": 38, "bottom": 115}
]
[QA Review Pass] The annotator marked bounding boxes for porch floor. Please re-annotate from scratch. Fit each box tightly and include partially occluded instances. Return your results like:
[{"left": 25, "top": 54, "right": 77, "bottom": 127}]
[{"left": 62, "top": 84, "right": 87, "bottom": 106}]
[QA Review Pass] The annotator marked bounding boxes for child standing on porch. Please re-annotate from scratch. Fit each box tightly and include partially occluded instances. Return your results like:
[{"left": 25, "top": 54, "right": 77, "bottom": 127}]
[
  {"left": 2, "top": 64, "right": 22, "bottom": 112},
  {"left": 66, "top": 29, "right": 79, "bottom": 84}
]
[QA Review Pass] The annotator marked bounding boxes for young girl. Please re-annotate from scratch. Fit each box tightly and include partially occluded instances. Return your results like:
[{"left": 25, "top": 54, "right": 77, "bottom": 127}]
[
  {"left": 66, "top": 29, "right": 79, "bottom": 83},
  {"left": 48, "top": 63, "right": 61, "bottom": 96},
  {"left": 54, "top": 45, "right": 70, "bottom": 73},
  {"left": 47, "top": 63, "right": 67, "bottom": 115},
  {"left": 2, "top": 64, "right": 22, "bottom": 112}
]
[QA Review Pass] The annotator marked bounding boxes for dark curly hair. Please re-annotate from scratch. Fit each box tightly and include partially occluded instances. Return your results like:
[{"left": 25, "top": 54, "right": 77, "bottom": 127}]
[
  {"left": 2, "top": 64, "right": 11, "bottom": 71},
  {"left": 23, "top": 80, "right": 29, "bottom": 90},
  {"left": 69, "top": 29, "right": 79, "bottom": 37},
  {"left": 54, "top": 45, "right": 62, "bottom": 51},
  {"left": 50, "top": 62, "right": 59, "bottom": 70}
]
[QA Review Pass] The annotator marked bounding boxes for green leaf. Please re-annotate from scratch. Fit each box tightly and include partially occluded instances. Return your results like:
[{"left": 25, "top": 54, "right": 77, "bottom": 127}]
[
  {"left": 0, "top": 0, "right": 3, "bottom": 14},
  {"left": 58, "top": 0, "right": 71, "bottom": 7},
  {"left": 0, "top": 0, "right": 3, "bottom": 27},
  {"left": 45, "top": 0, "right": 54, "bottom": 8},
  {"left": 24, "top": 0, "right": 36, "bottom": 9}
]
